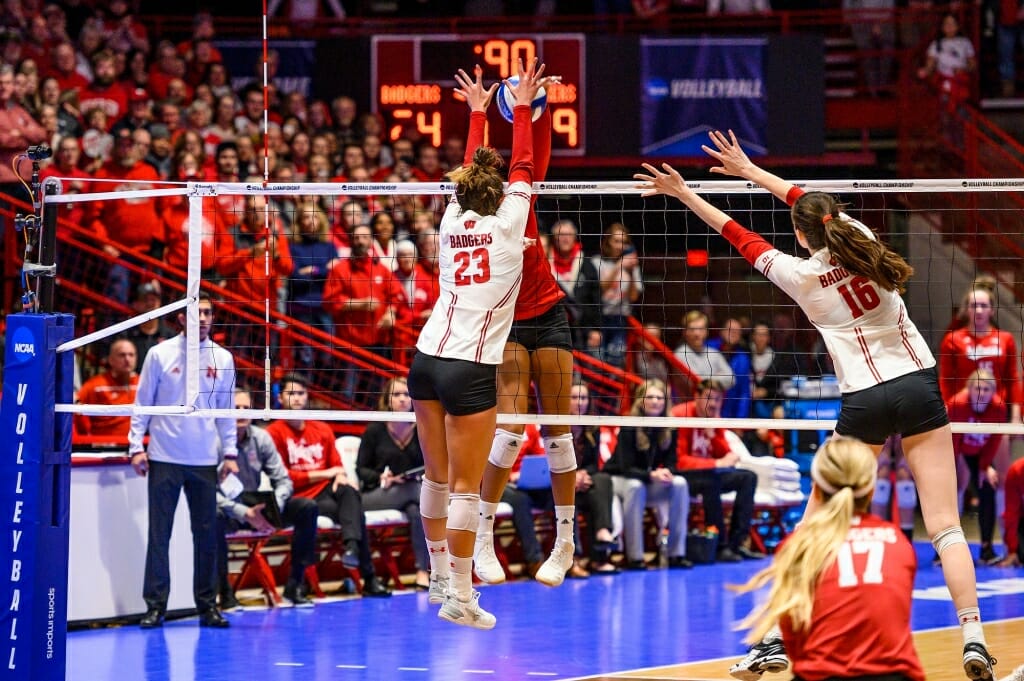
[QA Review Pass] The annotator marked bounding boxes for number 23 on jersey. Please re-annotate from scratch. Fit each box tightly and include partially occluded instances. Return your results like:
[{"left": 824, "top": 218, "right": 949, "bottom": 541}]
[{"left": 454, "top": 248, "right": 491, "bottom": 286}]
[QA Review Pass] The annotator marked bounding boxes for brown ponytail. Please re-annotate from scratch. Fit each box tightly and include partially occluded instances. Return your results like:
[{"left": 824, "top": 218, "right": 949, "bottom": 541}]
[
  {"left": 791, "top": 192, "right": 914, "bottom": 293},
  {"left": 446, "top": 146, "right": 506, "bottom": 216}
]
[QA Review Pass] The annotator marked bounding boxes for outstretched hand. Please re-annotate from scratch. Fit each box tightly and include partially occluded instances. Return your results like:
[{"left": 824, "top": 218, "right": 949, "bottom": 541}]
[
  {"left": 701, "top": 129, "right": 757, "bottom": 178},
  {"left": 454, "top": 65, "right": 499, "bottom": 113},
  {"left": 505, "top": 58, "right": 561, "bottom": 108},
  {"left": 634, "top": 162, "right": 690, "bottom": 202}
]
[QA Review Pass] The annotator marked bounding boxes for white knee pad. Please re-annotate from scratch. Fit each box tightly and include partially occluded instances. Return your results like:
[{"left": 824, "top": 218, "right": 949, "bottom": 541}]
[
  {"left": 873, "top": 478, "right": 892, "bottom": 507},
  {"left": 420, "top": 477, "right": 449, "bottom": 520},
  {"left": 895, "top": 480, "right": 918, "bottom": 510},
  {"left": 544, "top": 433, "right": 577, "bottom": 474},
  {"left": 932, "top": 526, "right": 967, "bottom": 557},
  {"left": 488, "top": 429, "right": 524, "bottom": 469},
  {"left": 447, "top": 493, "right": 480, "bottom": 532}
]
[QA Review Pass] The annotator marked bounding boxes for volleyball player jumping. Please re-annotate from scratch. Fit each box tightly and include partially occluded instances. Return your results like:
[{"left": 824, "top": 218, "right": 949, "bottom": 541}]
[
  {"left": 408, "top": 60, "right": 555, "bottom": 629},
  {"left": 634, "top": 129, "right": 996, "bottom": 681},
  {"left": 470, "top": 77, "right": 579, "bottom": 589}
]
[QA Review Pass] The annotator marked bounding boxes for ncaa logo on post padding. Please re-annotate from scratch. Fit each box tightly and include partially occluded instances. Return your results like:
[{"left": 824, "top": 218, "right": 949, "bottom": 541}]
[{"left": 10, "top": 326, "right": 38, "bottom": 365}]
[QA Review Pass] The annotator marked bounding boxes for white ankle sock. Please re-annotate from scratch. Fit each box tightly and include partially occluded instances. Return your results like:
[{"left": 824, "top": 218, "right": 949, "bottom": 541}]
[
  {"left": 554, "top": 505, "right": 575, "bottom": 545},
  {"left": 450, "top": 555, "right": 472, "bottom": 601},
  {"left": 958, "top": 606, "right": 985, "bottom": 646},
  {"left": 427, "top": 539, "right": 450, "bottom": 578},
  {"left": 478, "top": 501, "right": 499, "bottom": 536}
]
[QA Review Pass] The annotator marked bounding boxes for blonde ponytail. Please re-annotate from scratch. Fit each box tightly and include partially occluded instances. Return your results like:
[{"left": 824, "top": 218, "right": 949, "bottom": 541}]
[{"left": 730, "top": 436, "right": 877, "bottom": 642}]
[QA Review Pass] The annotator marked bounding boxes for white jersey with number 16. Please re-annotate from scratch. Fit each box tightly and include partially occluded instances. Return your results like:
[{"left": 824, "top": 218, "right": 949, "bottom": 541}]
[
  {"left": 737, "top": 214, "right": 935, "bottom": 394},
  {"left": 416, "top": 180, "right": 532, "bottom": 365}
]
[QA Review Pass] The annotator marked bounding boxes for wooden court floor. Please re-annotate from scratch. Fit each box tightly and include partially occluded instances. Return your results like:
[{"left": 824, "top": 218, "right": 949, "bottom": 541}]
[{"left": 571, "top": 619, "right": 1024, "bottom": 681}]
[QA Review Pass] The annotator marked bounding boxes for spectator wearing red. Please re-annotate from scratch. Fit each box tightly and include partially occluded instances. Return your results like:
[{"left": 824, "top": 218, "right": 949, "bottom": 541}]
[
  {"left": 42, "top": 3, "right": 73, "bottom": 47},
  {"left": 393, "top": 239, "right": 438, "bottom": 331},
  {"left": 323, "top": 222, "right": 408, "bottom": 356},
  {"left": 939, "top": 284, "right": 1022, "bottom": 422},
  {"left": 87, "top": 128, "right": 163, "bottom": 254},
  {"left": 22, "top": 14, "right": 53, "bottom": 65},
  {"left": 672, "top": 378, "right": 762, "bottom": 562},
  {"left": 110, "top": 87, "right": 153, "bottom": 137},
  {"left": 75, "top": 338, "right": 138, "bottom": 441},
  {"left": 214, "top": 192, "right": 293, "bottom": 310},
  {"left": 947, "top": 369, "right": 1008, "bottom": 565},
  {"left": 101, "top": 0, "right": 149, "bottom": 55},
  {"left": 266, "top": 374, "right": 390, "bottom": 597},
  {"left": 236, "top": 83, "right": 270, "bottom": 141},
  {"left": 0, "top": 63, "right": 47, "bottom": 200},
  {"left": 176, "top": 12, "right": 223, "bottom": 70},
  {"left": 79, "top": 50, "right": 128, "bottom": 131},
  {"left": 47, "top": 41, "right": 89, "bottom": 94},
  {"left": 411, "top": 143, "right": 445, "bottom": 182},
  {"left": 148, "top": 41, "right": 185, "bottom": 102},
  {"left": 204, "top": 93, "right": 238, "bottom": 157},
  {"left": 160, "top": 151, "right": 215, "bottom": 272},
  {"left": 208, "top": 140, "right": 245, "bottom": 231},
  {"left": 39, "top": 134, "right": 91, "bottom": 235}
]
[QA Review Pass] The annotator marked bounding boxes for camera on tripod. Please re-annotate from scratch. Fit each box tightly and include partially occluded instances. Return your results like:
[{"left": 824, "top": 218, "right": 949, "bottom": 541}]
[{"left": 26, "top": 144, "right": 52, "bottom": 161}]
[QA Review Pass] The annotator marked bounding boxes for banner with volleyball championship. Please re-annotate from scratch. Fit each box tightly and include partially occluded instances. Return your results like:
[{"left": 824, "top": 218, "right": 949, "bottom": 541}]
[{"left": 640, "top": 37, "right": 767, "bottom": 157}]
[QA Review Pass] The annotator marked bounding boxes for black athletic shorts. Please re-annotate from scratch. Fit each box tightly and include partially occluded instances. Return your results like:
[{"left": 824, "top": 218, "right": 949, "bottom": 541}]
[
  {"left": 506, "top": 300, "right": 574, "bottom": 352},
  {"left": 407, "top": 351, "right": 497, "bottom": 416},
  {"left": 834, "top": 366, "right": 949, "bottom": 445}
]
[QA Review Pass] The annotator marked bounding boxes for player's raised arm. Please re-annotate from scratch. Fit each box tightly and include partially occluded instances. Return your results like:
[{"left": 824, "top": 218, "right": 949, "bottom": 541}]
[
  {"left": 634, "top": 162, "right": 732, "bottom": 234},
  {"left": 702, "top": 129, "right": 798, "bottom": 205}
]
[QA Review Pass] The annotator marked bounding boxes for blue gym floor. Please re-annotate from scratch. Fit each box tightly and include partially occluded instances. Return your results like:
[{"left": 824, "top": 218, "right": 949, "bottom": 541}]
[{"left": 68, "top": 544, "right": 1024, "bottom": 681}]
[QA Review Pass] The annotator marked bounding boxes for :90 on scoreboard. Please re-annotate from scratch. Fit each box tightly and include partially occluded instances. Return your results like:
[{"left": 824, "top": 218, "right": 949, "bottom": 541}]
[{"left": 371, "top": 34, "right": 585, "bottom": 156}]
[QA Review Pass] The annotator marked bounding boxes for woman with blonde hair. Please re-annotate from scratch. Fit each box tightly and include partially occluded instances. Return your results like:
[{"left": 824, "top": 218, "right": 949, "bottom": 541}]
[
  {"left": 733, "top": 436, "right": 924, "bottom": 681},
  {"left": 356, "top": 376, "right": 429, "bottom": 589},
  {"left": 603, "top": 378, "right": 692, "bottom": 570}
]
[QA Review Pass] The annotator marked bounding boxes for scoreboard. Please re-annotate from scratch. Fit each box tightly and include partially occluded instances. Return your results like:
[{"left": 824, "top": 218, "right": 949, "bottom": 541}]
[{"left": 371, "top": 34, "right": 586, "bottom": 156}]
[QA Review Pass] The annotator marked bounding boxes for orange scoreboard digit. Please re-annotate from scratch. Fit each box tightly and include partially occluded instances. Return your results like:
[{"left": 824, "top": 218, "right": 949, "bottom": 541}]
[{"left": 371, "top": 34, "right": 585, "bottom": 156}]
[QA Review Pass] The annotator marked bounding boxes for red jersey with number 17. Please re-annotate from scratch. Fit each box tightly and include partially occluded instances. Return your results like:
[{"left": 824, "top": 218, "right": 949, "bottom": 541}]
[
  {"left": 721, "top": 187, "right": 934, "bottom": 393},
  {"left": 781, "top": 514, "right": 924, "bottom": 681}
]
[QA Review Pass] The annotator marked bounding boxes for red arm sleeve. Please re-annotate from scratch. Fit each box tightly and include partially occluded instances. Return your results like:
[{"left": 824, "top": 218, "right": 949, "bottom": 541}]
[
  {"left": 721, "top": 220, "right": 774, "bottom": 267},
  {"left": 463, "top": 111, "right": 487, "bottom": 165},
  {"left": 1004, "top": 460, "right": 1023, "bottom": 554},
  {"left": 785, "top": 186, "right": 805, "bottom": 206},
  {"left": 507, "top": 105, "right": 535, "bottom": 186},
  {"left": 531, "top": 108, "right": 551, "bottom": 183}
]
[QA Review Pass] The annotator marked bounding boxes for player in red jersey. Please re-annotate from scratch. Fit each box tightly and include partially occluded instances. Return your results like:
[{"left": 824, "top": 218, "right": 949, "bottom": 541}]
[
  {"left": 636, "top": 130, "right": 996, "bottom": 681},
  {"left": 470, "top": 75, "right": 579, "bottom": 589},
  {"left": 947, "top": 369, "right": 1008, "bottom": 564},
  {"left": 734, "top": 436, "right": 925, "bottom": 681},
  {"left": 999, "top": 456, "right": 1024, "bottom": 568},
  {"left": 939, "top": 284, "right": 1022, "bottom": 423}
]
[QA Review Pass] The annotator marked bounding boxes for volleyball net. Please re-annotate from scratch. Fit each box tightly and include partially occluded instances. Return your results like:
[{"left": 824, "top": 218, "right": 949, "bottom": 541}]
[{"left": 36, "top": 177, "right": 1024, "bottom": 438}]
